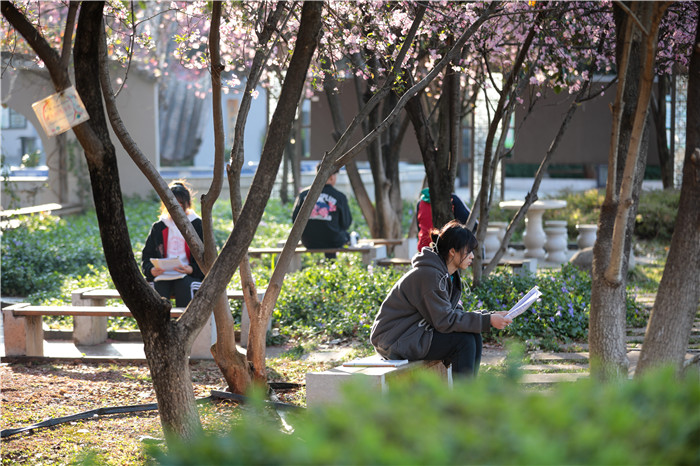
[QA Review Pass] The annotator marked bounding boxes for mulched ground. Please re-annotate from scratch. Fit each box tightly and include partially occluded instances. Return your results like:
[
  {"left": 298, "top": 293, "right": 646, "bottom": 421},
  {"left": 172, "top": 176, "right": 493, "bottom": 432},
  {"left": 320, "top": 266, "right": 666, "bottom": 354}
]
[{"left": 0, "top": 358, "right": 315, "bottom": 465}]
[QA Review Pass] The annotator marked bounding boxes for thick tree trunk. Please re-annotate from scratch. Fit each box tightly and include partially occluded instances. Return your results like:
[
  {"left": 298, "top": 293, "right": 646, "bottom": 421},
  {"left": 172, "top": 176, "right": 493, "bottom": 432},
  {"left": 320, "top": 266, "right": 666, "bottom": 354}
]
[
  {"left": 636, "top": 11, "right": 700, "bottom": 375},
  {"left": 323, "top": 57, "right": 378, "bottom": 234},
  {"left": 652, "top": 74, "right": 675, "bottom": 189},
  {"left": 73, "top": 2, "right": 203, "bottom": 437},
  {"left": 589, "top": 2, "right": 669, "bottom": 380}
]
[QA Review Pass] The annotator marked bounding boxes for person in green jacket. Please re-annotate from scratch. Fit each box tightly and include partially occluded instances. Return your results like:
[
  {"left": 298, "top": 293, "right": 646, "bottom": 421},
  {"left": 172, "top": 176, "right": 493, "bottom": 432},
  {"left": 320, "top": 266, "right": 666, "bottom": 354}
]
[{"left": 370, "top": 220, "right": 511, "bottom": 376}]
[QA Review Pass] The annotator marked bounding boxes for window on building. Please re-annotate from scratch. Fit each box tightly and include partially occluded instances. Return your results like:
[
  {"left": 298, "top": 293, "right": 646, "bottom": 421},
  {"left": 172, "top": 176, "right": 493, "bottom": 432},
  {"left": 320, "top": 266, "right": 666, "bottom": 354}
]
[{"left": 1, "top": 107, "right": 27, "bottom": 129}]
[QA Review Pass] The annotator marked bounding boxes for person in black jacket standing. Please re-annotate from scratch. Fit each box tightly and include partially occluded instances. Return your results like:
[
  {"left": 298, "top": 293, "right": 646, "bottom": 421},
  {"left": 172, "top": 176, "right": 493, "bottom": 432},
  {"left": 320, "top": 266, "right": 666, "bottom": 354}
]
[
  {"left": 292, "top": 166, "right": 353, "bottom": 259},
  {"left": 142, "top": 181, "right": 204, "bottom": 307}
]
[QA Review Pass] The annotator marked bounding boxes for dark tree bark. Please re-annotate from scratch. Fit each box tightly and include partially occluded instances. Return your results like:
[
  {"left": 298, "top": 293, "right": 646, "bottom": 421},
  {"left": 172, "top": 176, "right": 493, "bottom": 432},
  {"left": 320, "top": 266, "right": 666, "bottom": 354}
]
[
  {"left": 1, "top": 0, "right": 323, "bottom": 439},
  {"left": 636, "top": 9, "right": 700, "bottom": 376},
  {"left": 589, "top": 2, "right": 670, "bottom": 380},
  {"left": 651, "top": 74, "right": 675, "bottom": 189}
]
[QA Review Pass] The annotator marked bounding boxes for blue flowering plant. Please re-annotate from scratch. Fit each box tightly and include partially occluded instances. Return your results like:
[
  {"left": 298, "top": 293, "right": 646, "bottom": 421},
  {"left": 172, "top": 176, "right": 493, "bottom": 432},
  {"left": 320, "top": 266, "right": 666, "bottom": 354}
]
[{"left": 463, "top": 264, "right": 643, "bottom": 349}]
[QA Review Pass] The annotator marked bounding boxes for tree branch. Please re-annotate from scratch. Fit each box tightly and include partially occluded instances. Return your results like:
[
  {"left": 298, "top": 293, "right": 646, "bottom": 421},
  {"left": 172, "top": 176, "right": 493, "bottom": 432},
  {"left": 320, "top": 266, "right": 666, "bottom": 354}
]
[{"left": 96, "top": 12, "right": 205, "bottom": 265}]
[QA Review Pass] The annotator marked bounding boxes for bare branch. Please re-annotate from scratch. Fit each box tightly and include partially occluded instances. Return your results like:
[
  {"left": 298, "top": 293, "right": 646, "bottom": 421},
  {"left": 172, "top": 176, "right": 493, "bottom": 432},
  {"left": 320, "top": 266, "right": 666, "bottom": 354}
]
[
  {"left": 60, "top": 2, "right": 79, "bottom": 68},
  {"left": 96, "top": 12, "right": 205, "bottom": 266}
]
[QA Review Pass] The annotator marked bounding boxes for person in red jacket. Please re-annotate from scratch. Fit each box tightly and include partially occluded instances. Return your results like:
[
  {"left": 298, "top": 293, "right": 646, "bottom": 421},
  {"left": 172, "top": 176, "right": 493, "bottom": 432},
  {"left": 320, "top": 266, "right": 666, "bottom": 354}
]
[{"left": 416, "top": 187, "right": 473, "bottom": 251}]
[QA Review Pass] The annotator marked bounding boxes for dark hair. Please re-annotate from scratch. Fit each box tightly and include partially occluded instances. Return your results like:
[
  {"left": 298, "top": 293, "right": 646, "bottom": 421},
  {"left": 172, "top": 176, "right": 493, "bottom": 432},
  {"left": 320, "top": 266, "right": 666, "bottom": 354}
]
[
  {"left": 430, "top": 219, "right": 478, "bottom": 261},
  {"left": 161, "top": 180, "right": 193, "bottom": 215},
  {"left": 170, "top": 181, "right": 191, "bottom": 208}
]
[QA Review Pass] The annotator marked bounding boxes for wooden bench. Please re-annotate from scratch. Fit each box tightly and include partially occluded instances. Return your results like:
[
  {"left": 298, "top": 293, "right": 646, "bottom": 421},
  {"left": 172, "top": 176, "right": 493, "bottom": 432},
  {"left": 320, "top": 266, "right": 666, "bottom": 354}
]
[
  {"left": 2, "top": 287, "right": 265, "bottom": 359},
  {"left": 305, "top": 354, "right": 451, "bottom": 407},
  {"left": 248, "top": 244, "right": 387, "bottom": 272}
]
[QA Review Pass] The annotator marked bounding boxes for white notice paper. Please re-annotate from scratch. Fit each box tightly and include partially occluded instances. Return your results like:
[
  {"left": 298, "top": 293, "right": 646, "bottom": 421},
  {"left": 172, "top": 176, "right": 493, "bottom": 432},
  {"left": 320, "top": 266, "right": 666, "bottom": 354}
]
[
  {"left": 150, "top": 258, "right": 186, "bottom": 281},
  {"left": 32, "top": 86, "right": 89, "bottom": 137},
  {"left": 505, "top": 286, "right": 542, "bottom": 319}
]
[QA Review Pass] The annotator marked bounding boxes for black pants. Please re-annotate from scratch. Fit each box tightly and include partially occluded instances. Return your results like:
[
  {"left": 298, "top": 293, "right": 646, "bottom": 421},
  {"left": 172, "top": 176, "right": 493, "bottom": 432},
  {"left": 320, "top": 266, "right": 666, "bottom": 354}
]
[
  {"left": 424, "top": 331, "right": 483, "bottom": 377},
  {"left": 154, "top": 276, "right": 200, "bottom": 307}
]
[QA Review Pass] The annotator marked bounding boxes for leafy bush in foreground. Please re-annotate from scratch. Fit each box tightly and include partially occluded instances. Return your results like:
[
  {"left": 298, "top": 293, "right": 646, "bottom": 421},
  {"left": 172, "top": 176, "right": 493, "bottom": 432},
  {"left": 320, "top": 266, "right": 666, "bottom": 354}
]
[{"left": 151, "top": 366, "right": 700, "bottom": 465}]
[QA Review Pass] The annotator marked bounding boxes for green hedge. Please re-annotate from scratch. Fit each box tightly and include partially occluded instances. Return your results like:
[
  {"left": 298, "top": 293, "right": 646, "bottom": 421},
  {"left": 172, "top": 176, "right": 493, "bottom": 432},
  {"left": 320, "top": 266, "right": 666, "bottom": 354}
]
[
  {"left": 273, "top": 257, "right": 404, "bottom": 341},
  {"left": 273, "top": 262, "right": 644, "bottom": 349},
  {"left": 150, "top": 365, "right": 700, "bottom": 465},
  {"left": 634, "top": 189, "right": 680, "bottom": 241},
  {"left": 464, "top": 265, "right": 645, "bottom": 349}
]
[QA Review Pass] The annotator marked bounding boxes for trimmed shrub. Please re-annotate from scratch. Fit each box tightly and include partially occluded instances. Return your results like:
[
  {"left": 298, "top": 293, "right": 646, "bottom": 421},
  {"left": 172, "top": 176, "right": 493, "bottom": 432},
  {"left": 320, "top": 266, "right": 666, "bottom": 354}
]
[
  {"left": 273, "top": 257, "right": 404, "bottom": 341},
  {"left": 463, "top": 265, "right": 644, "bottom": 349},
  {"left": 634, "top": 189, "right": 680, "bottom": 241},
  {"left": 150, "top": 366, "right": 700, "bottom": 465}
]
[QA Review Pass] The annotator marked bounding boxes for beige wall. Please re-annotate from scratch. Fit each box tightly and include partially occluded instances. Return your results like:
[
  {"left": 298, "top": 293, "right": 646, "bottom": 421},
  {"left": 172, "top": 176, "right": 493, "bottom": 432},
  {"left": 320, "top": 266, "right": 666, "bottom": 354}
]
[
  {"left": 310, "top": 80, "right": 423, "bottom": 164},
  {"left": 513, "top": 82, "right": 660, "bottom": 166},
  {"left": 1, "top": 64, "right": 158, "bottom": 209}
]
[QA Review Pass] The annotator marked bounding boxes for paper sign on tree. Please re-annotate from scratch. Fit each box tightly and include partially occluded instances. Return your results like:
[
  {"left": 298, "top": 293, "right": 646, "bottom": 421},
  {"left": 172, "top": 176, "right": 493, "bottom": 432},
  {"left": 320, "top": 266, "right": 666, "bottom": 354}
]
[{"left": 31, "top": 86, "right": 89, "bottom": 137}]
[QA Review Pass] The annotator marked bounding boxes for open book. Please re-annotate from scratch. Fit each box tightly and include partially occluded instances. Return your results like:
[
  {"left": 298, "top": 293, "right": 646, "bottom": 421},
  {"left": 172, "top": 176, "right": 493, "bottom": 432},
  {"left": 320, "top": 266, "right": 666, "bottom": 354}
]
[
  {"left": 150, "top": 258, "right": 186, "bottom": 282},
  {"left": 505, "top": 286, "right": 543, "bottom": 319}
]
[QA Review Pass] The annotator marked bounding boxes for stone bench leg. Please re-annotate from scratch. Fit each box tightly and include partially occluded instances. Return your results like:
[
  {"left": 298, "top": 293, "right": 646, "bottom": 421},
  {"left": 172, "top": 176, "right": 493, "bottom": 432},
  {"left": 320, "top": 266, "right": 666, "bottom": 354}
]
[
  {"left": 72, "top": 288, "right": 108, "bottom": 345},
  {"left": 240, "top": 290, "right": 268, "bottom": 348},
  {"left": 512, "top": 259, "right": 537, "bottom": 277},
  {"left": 393, "top": 238, "right": 417, "bottom": 259},
  {"left": 2, "top": 307, "right": 43, "bottom": 356},
  {"left": 190, "top": 314, "right": 216, "bottom": 359},
  {"left": 362, "top": 245, "right": 387, "bottom": 265}
]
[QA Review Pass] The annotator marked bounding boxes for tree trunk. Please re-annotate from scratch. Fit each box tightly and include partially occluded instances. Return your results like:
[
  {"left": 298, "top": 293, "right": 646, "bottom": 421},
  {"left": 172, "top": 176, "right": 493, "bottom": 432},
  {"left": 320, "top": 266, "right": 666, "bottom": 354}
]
[
  {"left": 636, "top": 10, "right": 700, "bottom": 376},
  {"left": 72, "top": 2, "right": 203, "bottom": 438},
  {"left": 651, "top": 74, "right": 675, "bottom": 189},
  {"left": 471, "top": 13, "right": 544, "bottom": 285},
  {"left": 589, "top": 2, "right": 669, "bottom": 380},
  {"left": 322, "top": 57, "right": 377, "bottom": 234},
  {"left": 231, "top": 1, "right": 324, "bottom": 382}
]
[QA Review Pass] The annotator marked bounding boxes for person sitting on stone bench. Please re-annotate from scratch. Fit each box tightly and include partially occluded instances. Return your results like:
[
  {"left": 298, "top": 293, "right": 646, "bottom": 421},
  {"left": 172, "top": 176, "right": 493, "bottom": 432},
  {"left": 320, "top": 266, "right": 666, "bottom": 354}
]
[
  {"left": 291, "top": 164, "right": 353, "bottom": 259},
  {"left": 141, "top": 181, "right": 204, "bottom": 307},
  {"left": 370, "top": 220, "right": 511, "bottom": 378}
]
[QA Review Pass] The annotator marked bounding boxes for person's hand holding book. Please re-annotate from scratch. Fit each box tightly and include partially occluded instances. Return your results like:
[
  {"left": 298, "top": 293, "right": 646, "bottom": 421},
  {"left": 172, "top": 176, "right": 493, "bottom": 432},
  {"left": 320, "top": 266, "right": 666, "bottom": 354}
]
[{"left": 490, "top": 311, "right": 512, "bottom": 329}]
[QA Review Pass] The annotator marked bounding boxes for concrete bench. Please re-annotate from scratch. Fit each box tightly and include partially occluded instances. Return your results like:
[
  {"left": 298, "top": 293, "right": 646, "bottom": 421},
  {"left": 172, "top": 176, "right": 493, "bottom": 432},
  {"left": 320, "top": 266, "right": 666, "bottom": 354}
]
[
  {"left": 248, "top": 244, "right": 387, "bottom": 272},
  {"left": 0, "top": 203, "right": 83, "bottom": 229},
  {"left": 305, "top": 354, "right": 451, "bottom": 407},
  {"left": 72, "top": 287, "right": 266, "bottom": 348},
  {"left": 1, "top": 303, "right": 207, "bottom": 358},
  {"left": 3, "top": 287, "right": 266, "bottom": 359},
  {"left": 358, "top": 238, "right": 417, "bottom": 259}
]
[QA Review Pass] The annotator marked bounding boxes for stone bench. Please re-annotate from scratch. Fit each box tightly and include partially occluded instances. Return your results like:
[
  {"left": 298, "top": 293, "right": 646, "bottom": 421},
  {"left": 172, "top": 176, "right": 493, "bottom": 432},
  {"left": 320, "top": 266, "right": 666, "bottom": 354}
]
[
  {"left": 73, "top": 287, "right": 266, "bottom": 348},
  {"left": 1, "top": 303, "right": 214, "bottom": 358},
  {"left": 305, "top": 354, "right": 451, "bottom": 407},
  {"left": 248, "top": 244, "right": 387, "bottom": 272},
  {"left": 3, "top": 287, "right": 266, "bottom": 359}
]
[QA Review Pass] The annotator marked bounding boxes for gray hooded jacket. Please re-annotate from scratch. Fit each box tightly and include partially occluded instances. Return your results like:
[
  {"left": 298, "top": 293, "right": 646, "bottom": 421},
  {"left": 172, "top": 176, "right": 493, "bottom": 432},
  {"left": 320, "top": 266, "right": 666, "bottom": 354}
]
[{"left": 370, "top": 247, "right": 491, "bottom": 360}]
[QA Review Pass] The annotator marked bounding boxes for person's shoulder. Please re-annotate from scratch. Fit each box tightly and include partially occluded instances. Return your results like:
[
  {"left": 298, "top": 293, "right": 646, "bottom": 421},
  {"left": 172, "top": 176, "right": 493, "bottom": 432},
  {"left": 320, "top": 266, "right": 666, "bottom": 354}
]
[
  {"left": 297, "top": 187, "right": 312, "bottom": 198},
  {"left": 329, "top": 184, "right": 348, "bottom": 199}
]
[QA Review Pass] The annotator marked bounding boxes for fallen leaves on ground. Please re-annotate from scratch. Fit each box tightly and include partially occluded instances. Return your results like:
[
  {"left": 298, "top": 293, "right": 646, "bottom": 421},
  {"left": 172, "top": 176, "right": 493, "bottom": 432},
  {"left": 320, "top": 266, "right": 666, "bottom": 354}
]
[{"left": 1, "top": 355, "right": 335, "bottom": 465}]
